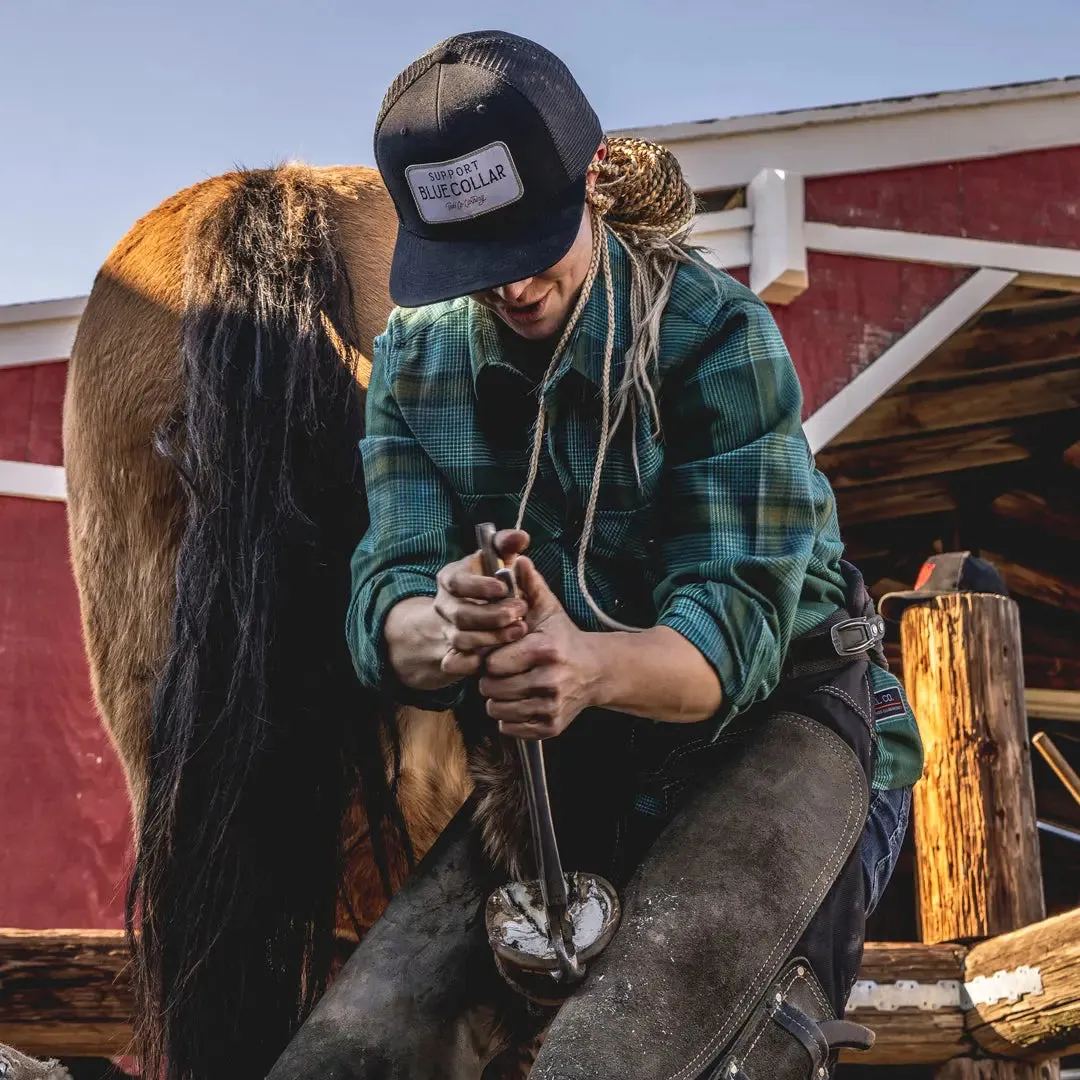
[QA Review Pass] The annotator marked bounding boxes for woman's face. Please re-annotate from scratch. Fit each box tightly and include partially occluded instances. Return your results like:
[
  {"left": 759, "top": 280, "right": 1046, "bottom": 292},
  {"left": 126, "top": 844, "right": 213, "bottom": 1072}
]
[{"left": 470, "top": 144, "right": 605, "bottom": 343}]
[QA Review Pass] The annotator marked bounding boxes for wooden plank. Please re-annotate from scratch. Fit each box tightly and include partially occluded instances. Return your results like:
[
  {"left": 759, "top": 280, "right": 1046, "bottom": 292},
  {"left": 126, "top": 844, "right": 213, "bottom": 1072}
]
[
  {"left": 844, "top": 941, "right": 970, "bottom": 1066},
  {"left": 832, "top": 365, "right": 1080, "bottom": 447},
  {"left": 1011, "top": 273, "right": 1080, "bottom": 295},
  {"left": 983, "top": 552, "right": 1080, "bottom": 617},
  {"left": 992, "top": 491, "right": 1080, "bottom": 543},
  {"left": 902, "top": 315, "right": 1080, "bottom": 387},
  {"left": 836, "top": 477, "right": 957, "bottom": 526},
  {"left": 0, "top": 929, "right": 132, "bottom": 1058},
  {"left": 965, "top": 907, "right": 1080, "bottom": 1060},
  {"left": 1027, "top": 689, "right": 1080, "bottom": 722},
  {"left": 818, "top": 424, "right": 1032, "bottom": 489}
]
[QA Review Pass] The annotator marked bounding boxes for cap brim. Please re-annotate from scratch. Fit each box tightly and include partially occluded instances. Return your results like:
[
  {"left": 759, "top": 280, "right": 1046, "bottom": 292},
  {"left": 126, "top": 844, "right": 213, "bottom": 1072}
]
[
  {"left": 388, "top": 193, "right": 586, "bottom": 308},
  {"left": 878, "top": 588, "right": 963, "bottom": 622}
]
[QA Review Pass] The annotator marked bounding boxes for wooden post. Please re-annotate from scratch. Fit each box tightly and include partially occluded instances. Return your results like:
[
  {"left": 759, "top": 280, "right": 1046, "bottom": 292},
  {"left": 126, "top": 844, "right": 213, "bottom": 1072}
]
[{"left": 901, "top": 592, "right": 1057, "bottom": 1080}]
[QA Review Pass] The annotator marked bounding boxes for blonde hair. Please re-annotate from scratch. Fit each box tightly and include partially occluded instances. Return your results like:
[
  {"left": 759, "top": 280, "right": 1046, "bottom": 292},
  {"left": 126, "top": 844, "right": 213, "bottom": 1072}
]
[{"left": 514, "top": 136, "right": 699, "bottom": 631}]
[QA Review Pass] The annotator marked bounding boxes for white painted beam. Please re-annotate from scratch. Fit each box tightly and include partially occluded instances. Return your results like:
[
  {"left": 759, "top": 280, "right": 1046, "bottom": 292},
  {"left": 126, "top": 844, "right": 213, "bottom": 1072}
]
[
  {"left": 0, "top": 296, "right": 86, "bottom": 369},
  {"left": 691, "top": 207, "right": 752, "bottom": 270},
  {"left": 622, "top": 80, "right": 1080, "bottom": 191},
  {"left": 0, "top": 460, "right": 67, "bottom": 502},
  {"left": 803, "top": 268, "right": 1017, "bottom": 453},
  {"left": 804, "top": 222, "right": 1080, "bottom": 279},
  {"left": 748, "top": 169, "right": 807, "bottom": 304}
]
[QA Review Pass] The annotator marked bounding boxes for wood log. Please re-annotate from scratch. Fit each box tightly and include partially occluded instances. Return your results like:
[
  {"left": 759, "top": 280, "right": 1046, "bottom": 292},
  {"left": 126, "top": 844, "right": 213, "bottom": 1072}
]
[
  {"left": 832, "top": 364, "right": 1080, "bottom": 446},
  {"left": 902, "top": 594, "right": 1045, "bottom": 942},
  {"left": 935, "top": 1061, "right": 1059, "bottom": 1079},
  {"left": 842, "top": 941, "right": 970, "bottom": 1066},
  {"left": 902, "top": 592, "right": 1051, "bottom": 1079},
  {"left": 4, "top": 927, "right": 1079, "bottom": 1067},
  {"left": 982, "top": 552, "right": 1080, "bottom": 617},
  {"left": 0, "top": 929, "right": 132, "bottom": 1058},
  {"left": 964, "top": 907, "right": 1080, "bottom": 1061},
  {"left": 818, "top": 424, "right": 1033, "bottom": 489},
  {"left": 836, "top": 477, "right": 957, "bottom": 527},
  {"left": 991, "top": 492, "right": 1080, "bottom": 545}
]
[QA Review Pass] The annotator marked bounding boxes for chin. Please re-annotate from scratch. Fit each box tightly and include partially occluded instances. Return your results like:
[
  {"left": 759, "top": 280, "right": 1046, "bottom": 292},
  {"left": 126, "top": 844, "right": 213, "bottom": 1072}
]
[{"left": 514, "top": 319, "right": 559, "bottom": 340}]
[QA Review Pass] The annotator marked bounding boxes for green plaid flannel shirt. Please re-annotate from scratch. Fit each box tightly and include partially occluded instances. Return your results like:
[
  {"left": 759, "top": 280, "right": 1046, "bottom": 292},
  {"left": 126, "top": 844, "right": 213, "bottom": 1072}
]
[{"left": 348, "top": 234, "right": 923, "bottom": 791}]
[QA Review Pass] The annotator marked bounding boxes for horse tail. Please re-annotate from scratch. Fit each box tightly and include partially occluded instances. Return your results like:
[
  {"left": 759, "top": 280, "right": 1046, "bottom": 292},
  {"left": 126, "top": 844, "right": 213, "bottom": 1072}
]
[{"left": 128, "top": 166, "right": 406, "bottom": 1080}]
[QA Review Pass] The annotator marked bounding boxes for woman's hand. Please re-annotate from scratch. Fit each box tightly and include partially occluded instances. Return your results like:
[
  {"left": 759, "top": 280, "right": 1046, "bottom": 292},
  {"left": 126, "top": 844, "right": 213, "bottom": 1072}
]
[
  {"left": 384, "top": 529, "right": 530, "bottom": 690},
  {"left": 478, "top": 555, "right": 603, "bottom": 739}
]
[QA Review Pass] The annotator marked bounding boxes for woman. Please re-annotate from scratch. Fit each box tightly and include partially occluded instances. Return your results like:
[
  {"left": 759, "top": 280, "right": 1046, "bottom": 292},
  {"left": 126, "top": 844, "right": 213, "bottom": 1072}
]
[{"left": 270, "top": 30, "right": 921, "bottom": 1080}]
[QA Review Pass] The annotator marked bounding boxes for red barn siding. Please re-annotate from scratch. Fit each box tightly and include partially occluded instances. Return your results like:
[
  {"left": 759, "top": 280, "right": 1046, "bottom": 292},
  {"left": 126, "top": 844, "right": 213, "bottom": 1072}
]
[
  {"left": 728, "top": 256, "right": 972, "bottom": 415},
  {"left": 805, "top": 146, "right": 1080, "bottom": 248},
  {"left": 0, "top": 363, "right": 66, "bottom": 465},
  {"left": 0, "top": 495, "right": 130, "bottom": 928}
]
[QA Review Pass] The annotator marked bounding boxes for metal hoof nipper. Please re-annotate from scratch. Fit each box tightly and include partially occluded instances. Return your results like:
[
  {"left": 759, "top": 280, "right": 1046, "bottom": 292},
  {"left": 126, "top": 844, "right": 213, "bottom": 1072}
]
[{"left": 475, "top": 523, "right": 621, "bottom": 1001}]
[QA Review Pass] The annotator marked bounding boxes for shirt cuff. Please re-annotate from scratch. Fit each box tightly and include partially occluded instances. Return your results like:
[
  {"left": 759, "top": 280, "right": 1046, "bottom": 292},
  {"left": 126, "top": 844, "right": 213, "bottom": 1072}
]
[
  {"left": 658, "top": 592, "right": 741, "bottom": 725},
  {"left": 348, "top": 571, "right": 467, "bottom": 713}
]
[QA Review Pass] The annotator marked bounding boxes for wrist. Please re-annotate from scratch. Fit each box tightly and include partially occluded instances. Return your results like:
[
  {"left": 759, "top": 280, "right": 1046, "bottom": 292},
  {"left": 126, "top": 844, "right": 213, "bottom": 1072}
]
[
  {"left": 582, "top": 630, "right": 619, "bottom": 711},
  {"left": 385, "top": 596, "right": 458, "bottom": 691}
]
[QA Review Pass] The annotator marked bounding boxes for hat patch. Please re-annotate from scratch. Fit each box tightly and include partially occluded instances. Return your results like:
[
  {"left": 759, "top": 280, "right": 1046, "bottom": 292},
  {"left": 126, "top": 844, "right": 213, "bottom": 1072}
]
[{"left": 406, "top": 141, "right": 524, "bottom": 224}]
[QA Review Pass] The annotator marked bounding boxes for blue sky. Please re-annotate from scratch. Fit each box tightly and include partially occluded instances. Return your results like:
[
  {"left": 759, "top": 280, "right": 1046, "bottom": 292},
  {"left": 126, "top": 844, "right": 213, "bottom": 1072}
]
[{"left": 2, "top": 0, "right": 1079, "bottom": 304}]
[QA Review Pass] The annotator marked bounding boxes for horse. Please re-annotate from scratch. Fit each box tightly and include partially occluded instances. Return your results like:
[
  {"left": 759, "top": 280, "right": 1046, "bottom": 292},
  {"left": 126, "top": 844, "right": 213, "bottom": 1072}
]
[{"left": 63, "top": 163, "right": 472, "bottom": 1080}]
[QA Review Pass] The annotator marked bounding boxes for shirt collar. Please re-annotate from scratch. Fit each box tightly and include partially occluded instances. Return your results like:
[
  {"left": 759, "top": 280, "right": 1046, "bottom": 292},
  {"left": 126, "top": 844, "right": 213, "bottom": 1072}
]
[{"left": 467, "top": 230, "right": 633, "bottom": 394}]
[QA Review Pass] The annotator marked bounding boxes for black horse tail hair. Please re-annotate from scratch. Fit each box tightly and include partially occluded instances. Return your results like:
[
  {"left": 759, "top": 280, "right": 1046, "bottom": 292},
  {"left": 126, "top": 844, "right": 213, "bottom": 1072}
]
[{"left": 128, "top": 166, "right": 408, "bottom": 1080}]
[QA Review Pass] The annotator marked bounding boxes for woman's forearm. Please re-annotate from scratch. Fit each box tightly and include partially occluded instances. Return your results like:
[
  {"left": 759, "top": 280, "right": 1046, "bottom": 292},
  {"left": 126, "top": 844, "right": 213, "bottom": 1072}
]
[{"left": 589, "top": 625, "right": 723, "bottom": 723}]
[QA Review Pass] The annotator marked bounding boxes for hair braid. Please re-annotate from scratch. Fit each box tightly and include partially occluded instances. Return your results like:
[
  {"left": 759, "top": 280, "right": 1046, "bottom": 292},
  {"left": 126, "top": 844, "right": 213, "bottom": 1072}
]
[{"left": 515, "top": 136, "right": 700, "bottom": 631}]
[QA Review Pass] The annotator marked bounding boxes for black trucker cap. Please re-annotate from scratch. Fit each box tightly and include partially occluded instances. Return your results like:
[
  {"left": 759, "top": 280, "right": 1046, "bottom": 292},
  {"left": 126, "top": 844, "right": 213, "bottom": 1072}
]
[
  {"left": 374, "top": 30, "right": 603, "bottom": 308},
  {"left": 878, "top": 551, "right": 1010, "bottom": 623}
]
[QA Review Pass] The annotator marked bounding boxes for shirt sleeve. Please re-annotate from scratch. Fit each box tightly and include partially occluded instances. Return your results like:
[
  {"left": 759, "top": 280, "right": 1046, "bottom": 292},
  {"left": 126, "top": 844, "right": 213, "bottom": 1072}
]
[
  {"left": 346, "top": 320, "right": 467, "bottom": 711},
  {"left": 654, "top": 295, "right": 829, "bottom": 722}
]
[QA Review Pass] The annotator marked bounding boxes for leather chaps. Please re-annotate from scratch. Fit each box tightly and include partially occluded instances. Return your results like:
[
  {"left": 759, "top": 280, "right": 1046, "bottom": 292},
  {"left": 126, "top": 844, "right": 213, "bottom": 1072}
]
[{"left": 268, "top": 658, "right": 875, "bottom": 1080}]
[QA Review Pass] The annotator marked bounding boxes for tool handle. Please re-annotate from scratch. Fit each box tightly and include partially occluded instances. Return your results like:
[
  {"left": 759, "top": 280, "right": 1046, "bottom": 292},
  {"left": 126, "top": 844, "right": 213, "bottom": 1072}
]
[
  {"left": 476, "top": 522, "right": 518, "bottom": 599},
  {"left": 475, "top": 523, "right": 581, "bottom": 982}
]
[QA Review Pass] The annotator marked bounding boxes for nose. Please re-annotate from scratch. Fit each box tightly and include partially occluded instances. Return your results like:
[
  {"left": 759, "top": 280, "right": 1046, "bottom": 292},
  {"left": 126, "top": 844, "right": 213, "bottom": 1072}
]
[{"left": 494, "top": 278, "right": 534, "bottom": 303}]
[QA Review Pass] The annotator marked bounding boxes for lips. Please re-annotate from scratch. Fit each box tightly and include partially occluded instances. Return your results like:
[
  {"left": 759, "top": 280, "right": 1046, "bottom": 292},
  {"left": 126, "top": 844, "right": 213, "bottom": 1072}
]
[{"left": 501, "top": 293, "right": 548, "bottom": 325}]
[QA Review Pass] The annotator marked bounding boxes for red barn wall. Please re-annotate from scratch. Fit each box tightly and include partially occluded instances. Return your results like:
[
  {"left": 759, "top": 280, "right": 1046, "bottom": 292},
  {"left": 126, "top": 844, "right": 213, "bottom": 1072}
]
[{"left": 0, "top": 362, "right": 130, "bottom": 930}]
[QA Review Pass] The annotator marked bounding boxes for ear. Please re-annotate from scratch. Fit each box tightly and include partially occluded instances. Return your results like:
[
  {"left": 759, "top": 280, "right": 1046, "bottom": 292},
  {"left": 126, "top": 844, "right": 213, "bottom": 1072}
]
[{"left": 586, "top": 141, "right": 607, "bottom": 192}]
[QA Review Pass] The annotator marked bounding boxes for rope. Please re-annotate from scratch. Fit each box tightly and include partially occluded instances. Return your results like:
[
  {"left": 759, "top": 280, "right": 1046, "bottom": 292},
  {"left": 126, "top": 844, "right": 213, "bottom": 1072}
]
[{"left": 513, "top": 136, "right": 698, "bottom": 632}]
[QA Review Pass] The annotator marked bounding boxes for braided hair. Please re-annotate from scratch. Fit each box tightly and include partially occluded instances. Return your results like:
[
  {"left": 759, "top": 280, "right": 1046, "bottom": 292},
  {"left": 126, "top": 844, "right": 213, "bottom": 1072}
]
[{"left": 514, "top": 137, "right": 700, "bottom": 631}]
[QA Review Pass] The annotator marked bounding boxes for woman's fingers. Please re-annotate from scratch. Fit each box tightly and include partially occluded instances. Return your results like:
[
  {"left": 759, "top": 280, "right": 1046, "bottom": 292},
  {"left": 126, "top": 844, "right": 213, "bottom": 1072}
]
[{"left": 444, "top": 624, "right": 526, "bottom": 654}]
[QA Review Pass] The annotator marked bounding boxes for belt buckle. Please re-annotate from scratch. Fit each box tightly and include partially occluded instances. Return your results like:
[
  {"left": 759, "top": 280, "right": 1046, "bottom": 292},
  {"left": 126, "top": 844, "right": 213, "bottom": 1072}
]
[{"left": 829, "top": 615, "right": 884, "bottom": 657}]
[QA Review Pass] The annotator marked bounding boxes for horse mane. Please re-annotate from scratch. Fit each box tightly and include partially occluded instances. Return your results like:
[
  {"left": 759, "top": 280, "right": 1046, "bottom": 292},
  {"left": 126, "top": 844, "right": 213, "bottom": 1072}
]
[{"left": 127, "top": 165, "right": 410, "bottom": 1080}]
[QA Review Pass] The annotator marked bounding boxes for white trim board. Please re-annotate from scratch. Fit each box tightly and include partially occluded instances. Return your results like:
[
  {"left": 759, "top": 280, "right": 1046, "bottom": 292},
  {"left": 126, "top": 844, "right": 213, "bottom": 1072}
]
[
  {"left": 0, "top": 297, "right": 85, "bottom": 370},
  {"left": 804, "top": 223, "right": 1080, "bottom": 278},
  {"left": 802, "top": 269, "right": 1017, "bottom": 453},
  {"left": 622, "top": 78, "right": 1080, "bottom": 190},
  {"left": 0, "top": 460, "right": 67, "bottom": 502},
  {"left": 0, "top": 296, "right": 87, "bottom": 326}
]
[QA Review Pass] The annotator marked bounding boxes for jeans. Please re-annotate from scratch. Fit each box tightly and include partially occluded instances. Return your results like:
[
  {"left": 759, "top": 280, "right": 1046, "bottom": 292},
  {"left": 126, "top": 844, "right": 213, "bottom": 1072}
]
[{"left": 859, "top": 785, "right": 911, "bottom": 916}]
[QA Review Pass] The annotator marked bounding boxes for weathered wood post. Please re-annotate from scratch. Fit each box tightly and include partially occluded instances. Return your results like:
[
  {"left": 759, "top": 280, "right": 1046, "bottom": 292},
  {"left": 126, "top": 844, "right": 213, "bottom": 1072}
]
[{"left": 901, "top": 591, "right": 1058, "bottom": 1080}]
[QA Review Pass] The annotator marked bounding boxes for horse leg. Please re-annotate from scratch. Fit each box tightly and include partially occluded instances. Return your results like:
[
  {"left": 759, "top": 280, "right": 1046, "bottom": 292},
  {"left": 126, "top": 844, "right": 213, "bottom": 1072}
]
[
  {"left": 64, "top": 229, "right": 189, "bottom": 822},
  {"left": 269, "top": 802, "right": 523, "bottom": 1080}
]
